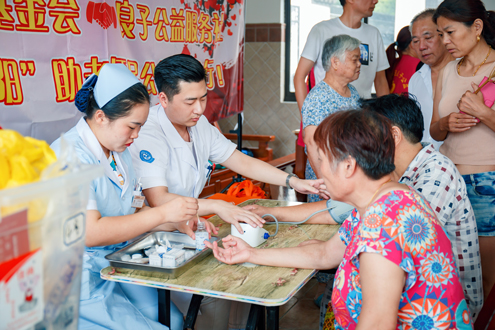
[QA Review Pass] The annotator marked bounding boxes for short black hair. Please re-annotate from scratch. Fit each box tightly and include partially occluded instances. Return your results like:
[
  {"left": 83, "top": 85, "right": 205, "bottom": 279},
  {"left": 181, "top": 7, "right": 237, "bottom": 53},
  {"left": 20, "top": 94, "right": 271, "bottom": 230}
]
[
  {"left": 361, "top": 93, "right": 424, "bottom": 144},
  {"left": 340, "top": 0, "right": 345, "bottom": 6},
  {"left": 154, "top": 54, "right": 206, "bottom": 101}
]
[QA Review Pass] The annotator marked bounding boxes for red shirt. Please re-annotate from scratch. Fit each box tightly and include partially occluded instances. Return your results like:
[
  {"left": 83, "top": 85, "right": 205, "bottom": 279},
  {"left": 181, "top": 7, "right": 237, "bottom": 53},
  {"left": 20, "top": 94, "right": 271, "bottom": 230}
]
[{"left": 390, "top": 54, "right": 421, "bottom": 94}]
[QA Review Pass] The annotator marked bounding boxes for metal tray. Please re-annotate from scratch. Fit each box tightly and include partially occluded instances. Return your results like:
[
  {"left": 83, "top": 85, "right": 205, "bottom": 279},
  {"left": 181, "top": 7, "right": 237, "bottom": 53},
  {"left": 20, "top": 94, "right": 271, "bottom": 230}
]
[{"left": 105, "top": 231, "right": 218, "bottom": 278}]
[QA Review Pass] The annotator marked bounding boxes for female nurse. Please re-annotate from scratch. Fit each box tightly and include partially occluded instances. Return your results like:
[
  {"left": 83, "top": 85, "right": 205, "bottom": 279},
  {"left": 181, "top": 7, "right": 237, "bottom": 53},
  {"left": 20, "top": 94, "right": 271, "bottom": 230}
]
[{"left": 51, "top": 63, "right": 202, "bottom": 330}]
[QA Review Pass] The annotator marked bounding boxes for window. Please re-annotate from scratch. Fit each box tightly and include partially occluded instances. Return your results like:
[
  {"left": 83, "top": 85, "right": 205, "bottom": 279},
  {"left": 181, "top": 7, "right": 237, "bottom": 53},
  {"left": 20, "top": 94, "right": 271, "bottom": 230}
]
[{"left": 283, "top": 0, "right": 444, "bottom": 102}]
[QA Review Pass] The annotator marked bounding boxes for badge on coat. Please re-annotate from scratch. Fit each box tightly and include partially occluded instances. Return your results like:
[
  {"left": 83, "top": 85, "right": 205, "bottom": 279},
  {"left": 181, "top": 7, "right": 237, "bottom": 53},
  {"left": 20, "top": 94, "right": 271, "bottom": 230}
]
[{"left": 140, "top": 150, "right": 155, "bottom": 163}]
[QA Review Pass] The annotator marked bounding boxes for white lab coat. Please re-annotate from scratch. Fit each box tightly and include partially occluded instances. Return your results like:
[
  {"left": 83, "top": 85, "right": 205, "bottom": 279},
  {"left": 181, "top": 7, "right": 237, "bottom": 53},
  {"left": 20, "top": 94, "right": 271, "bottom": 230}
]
[
  {"left": 129, "top": 104, "right": 236, "bottom": 197},
  {"left": 51, "top": 117, "right": 183, "bottom": 330}
]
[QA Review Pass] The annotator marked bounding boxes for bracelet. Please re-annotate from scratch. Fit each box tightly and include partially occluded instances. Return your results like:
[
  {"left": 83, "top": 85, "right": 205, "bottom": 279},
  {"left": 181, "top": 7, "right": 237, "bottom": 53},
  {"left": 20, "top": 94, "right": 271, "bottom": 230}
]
[{"left": 286, "top": 173, "right": 298, "bottom": 190}]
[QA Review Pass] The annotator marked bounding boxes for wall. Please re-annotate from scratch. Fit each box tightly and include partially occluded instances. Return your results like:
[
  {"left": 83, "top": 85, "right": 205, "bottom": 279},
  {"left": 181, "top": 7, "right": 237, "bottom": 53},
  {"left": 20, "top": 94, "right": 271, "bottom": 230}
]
[{"left": 218, "top": 0, "right": 300, "bottom": 159}]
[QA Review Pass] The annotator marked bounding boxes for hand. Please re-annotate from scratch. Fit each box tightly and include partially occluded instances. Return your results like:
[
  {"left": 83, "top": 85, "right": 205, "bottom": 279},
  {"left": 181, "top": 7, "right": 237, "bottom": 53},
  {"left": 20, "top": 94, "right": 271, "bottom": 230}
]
[
  {"left": 242, "top": 204, "right": 271, "bottom": 218},
  {"left": 175, "top": 218, "right": 219, "bottom": 239},
  {"left": 215, "top": 201, "right": 265, "bottom": 234},
  {"left": 158, "top": 197, "right": 198, "bottom": 223},
  {"left": 93, "top": 2, "right": 117, "bottom": 29},
  {"left": 204, "top": 235, "right": 252, "bottom": 265},
  {"left": 457, "top": 82, "right": 488, "bottom": 121},
  {"left": 440, "top": 112, "right": 478, "bottom": 133},
  {"left": 290, "top": 177, "right": 325, "bottom": 195},
  {"left": 298, "top": 239, "right": 324, "bottom": 247}
]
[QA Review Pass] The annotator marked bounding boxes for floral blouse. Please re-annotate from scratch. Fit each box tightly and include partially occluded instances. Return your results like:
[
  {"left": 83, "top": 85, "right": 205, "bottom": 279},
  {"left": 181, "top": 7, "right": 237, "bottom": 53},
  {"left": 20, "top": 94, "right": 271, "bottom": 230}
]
[
  {"left": 302, "top": 81, "right": 360, "bottom": 203},
  {"left": 330, "top": 189, "right": 472, "bottom": 330}
]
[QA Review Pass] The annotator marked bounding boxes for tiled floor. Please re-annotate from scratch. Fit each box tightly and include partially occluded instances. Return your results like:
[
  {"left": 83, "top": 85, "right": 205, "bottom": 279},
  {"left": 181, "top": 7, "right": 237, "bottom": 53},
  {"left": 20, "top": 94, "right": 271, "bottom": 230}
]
[{"left": 279, "top": 277, "right": 321, "bottom": 330}]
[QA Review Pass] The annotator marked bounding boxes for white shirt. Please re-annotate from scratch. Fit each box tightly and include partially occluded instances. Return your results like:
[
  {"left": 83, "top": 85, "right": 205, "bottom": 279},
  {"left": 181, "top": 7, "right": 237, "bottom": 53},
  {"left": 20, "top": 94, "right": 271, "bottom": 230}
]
[
  {"left": 129, "top": 104, "right": 237, "bottom": 198},
  {"left": 409, "top": 65, "right": 443, "bottom": 150},
  {"left": 301, "top": 17, "right": 389, "bottom": 98}
]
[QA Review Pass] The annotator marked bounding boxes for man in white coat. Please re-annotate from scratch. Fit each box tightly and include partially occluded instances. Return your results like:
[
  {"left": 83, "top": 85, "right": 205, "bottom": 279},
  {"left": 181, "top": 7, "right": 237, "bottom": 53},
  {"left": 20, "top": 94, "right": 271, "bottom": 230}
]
[{"left": 129, "top": 54, "right": 323, "bottom": 330}]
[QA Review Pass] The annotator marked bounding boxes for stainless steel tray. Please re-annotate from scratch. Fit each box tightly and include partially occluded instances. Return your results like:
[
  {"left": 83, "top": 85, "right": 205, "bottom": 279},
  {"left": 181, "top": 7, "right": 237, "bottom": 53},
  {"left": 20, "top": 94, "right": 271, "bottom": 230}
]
[{"left": 105, "top": 231, "right": 218, "bottom": 278}]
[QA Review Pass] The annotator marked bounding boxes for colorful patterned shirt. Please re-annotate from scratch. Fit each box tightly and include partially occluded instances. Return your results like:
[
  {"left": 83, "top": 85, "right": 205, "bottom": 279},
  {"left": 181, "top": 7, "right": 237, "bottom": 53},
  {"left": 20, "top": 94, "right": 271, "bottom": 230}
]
[
  {"left": 302, "top": 81, "right": 360, "bottom": 203},
  {"left": 331, "top": 189, "right": 472, "bottom": 330},
  {"left": 399, "top": 143, "right": 482, "bottom": 317}
]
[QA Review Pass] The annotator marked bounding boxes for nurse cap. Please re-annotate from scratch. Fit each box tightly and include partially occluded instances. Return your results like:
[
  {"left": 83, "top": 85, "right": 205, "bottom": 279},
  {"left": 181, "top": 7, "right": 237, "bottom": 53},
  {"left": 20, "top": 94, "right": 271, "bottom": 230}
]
[
  {"left": 75, "top": 63, "right": 140, "bottom": 113},
  {"left": 94, "top": 63, "right": 141, "bottom": 108}
]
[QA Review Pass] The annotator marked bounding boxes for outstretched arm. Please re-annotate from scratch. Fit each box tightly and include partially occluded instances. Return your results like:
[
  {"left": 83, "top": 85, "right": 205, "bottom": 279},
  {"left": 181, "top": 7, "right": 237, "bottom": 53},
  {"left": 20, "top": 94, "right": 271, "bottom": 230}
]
[
  {"left": 206, "top": 232, "right": 345, "bottom": 270},
  {"left": 222, "top": 150, "right": 324, "bottom": 195}
]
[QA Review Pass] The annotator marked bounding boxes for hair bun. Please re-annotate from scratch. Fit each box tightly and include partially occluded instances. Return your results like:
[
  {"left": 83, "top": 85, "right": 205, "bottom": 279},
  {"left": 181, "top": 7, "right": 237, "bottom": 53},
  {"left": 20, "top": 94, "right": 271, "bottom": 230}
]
[{"left": 75, "top": 74, "right": 98, "bottom": 113}]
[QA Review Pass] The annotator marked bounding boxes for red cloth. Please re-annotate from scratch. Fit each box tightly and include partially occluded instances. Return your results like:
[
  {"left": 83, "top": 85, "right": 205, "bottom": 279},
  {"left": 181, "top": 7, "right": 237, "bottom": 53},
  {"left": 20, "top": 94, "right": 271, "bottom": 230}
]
[
  {"left": 390, "top": 55, "right": 421, "bottom": 94},
  {"left": 203, "top": 180, "right": 266, "bottom": 218}
]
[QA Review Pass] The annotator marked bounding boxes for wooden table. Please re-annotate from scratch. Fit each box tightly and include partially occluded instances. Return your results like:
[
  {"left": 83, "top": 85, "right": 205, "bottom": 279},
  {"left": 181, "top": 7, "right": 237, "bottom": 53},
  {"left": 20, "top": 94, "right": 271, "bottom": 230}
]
[{"left": 101, "top": 199, "right": 340, "bottom": 330}]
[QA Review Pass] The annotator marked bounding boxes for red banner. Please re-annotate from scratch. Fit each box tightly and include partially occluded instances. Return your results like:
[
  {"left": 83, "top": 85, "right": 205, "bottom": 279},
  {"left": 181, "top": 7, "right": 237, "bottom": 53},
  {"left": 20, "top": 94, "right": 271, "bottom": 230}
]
[{"left": 0, "top": 0, "right": 244, "bottom": 143}]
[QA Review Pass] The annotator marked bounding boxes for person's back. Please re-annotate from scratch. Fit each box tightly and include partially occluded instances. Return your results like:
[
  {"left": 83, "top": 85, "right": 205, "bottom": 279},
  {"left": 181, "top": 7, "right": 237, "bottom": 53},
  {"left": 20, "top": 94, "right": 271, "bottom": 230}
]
[
  {"left": 363, "top": 94, "right": 482, "bottom": 317},
  {"left": 386, "top": 26, "right": 420, "bottom": 94}
]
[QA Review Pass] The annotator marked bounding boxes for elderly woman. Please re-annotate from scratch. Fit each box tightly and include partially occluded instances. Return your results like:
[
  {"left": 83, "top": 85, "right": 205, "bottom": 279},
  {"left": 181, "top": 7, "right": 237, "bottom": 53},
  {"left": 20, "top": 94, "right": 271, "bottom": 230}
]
[
  {"left": 431, "top": 0, "right": 495, "bottom": 300},
  {"left": 207, "top": 109, "right": 472, "bottom": 329},
  {"left": 303, "top": 34, "right": 361, "bottom": 203}
]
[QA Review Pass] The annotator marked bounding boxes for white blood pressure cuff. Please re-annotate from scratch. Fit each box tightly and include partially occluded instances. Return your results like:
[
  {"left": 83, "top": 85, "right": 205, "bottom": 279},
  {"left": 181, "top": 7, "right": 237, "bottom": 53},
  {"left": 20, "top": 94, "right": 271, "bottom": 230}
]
[{"left": 326, "top": 199, "right": 355, "bottom": 224}]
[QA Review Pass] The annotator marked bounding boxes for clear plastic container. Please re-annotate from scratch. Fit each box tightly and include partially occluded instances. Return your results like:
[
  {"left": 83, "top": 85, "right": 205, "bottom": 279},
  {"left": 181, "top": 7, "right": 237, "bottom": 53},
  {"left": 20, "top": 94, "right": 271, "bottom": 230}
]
[{"left": 0, "top": 165, "right": 103, "bottom": 330}]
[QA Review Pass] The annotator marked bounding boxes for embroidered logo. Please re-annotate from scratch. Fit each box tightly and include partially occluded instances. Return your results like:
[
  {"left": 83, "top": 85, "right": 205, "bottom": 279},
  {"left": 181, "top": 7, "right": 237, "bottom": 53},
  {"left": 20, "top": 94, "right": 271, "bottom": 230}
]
[{"left": 140, "top": 150, "right": 155, "bottom": 163}]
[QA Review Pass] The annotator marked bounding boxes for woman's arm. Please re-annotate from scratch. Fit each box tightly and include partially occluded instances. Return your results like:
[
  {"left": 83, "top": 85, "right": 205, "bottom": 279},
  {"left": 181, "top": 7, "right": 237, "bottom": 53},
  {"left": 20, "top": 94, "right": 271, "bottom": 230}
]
[
  {"left": 294, "top": 57, "right": 315, "bottom": 111},
  {"left": 85, "top": 196, "right": 198, "bottom": 247},
  {"left": 206, "top": 232, "right": 346, "bottom": 270},
  {"left": 303, "top": 125, "right": 323, "bottom": 179},
  {"left": 356, "top": 252, "right": 405, "bottom": 330},
  {"left": 144, "top": 185, "right": 265, "bottom": 232},
  {"left": 242, "top": 200, "right": 337, "bottom": 224},
  {"left": 430, "top": 68, "right": 478, "bottom": 141}
]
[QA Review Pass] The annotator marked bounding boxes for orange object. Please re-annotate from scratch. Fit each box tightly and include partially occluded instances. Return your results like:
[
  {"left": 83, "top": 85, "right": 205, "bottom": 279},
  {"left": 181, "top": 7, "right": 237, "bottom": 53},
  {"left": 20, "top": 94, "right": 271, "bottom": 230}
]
[
  {"left": 226, "top": 180, "right": 266, "bottom": 199},
  {"left": 203, "top": 180, "right": 266, "bottom": 219}
]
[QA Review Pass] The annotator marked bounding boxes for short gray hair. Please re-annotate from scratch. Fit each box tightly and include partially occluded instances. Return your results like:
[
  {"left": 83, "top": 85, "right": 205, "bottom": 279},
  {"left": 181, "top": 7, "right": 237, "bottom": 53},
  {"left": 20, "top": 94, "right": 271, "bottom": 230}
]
[
  {"left": 322, "top": 35, "right": 361, "bottom": 71},
  {"left": 409, "top": 9, "right": 435, "bottom": 33}
]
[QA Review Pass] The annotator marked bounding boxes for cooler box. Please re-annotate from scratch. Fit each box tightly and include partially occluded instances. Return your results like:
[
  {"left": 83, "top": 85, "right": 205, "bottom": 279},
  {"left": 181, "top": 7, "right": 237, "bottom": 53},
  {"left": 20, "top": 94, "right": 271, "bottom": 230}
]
[{"left": 0, "top": 165, "right": 103, "bottom": 330}]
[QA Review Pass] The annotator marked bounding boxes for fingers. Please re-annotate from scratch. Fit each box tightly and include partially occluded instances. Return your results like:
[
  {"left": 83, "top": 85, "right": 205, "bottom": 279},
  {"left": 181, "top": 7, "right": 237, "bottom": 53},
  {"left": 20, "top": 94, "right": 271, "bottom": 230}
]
[
  {"left": 182, "top": 223, "right": 195, "bottom": 240},
  {"left": 231, "top": 220, "right": 244, "bottom": 235}
]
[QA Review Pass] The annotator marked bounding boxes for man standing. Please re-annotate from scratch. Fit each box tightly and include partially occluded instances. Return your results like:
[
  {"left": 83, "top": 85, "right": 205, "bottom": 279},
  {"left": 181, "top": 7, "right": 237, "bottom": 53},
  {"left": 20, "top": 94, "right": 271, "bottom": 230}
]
[
  {"left": 294, "top": 0, "right": 389, "bottom": 112},
  {"left": 409, "top": 9, "right": 454, "bottom": 149}
]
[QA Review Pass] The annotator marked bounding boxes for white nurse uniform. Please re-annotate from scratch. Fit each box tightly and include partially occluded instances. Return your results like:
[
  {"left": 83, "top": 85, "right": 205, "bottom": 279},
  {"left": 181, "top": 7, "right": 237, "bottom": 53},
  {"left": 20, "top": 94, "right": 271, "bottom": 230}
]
[{"left": 50, "top": 117, "right": 183, "bottom": 330}]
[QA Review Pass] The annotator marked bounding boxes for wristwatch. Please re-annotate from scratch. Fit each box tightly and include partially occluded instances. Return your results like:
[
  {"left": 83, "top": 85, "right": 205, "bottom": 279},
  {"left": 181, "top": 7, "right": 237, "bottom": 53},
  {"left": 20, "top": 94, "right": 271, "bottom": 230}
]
[{"left": 286, "top": 173, "right": 298, "bottom": 189}]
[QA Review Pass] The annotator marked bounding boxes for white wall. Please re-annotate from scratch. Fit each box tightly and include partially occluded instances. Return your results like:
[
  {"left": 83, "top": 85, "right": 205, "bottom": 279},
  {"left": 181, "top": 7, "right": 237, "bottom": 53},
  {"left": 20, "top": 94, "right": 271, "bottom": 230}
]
[
  {"left": 246, "top": 0, "right": 284, "bottom": 23},
  {"left": 485, "top": 0, "right": 495, "bottom": 10}
]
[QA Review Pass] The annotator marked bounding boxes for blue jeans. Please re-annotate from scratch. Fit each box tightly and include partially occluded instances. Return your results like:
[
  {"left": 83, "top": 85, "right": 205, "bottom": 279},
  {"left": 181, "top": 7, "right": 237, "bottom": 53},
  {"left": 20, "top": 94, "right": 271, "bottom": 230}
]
[{"left": 463, "top": 171, "right": 495, "bottom": 236}]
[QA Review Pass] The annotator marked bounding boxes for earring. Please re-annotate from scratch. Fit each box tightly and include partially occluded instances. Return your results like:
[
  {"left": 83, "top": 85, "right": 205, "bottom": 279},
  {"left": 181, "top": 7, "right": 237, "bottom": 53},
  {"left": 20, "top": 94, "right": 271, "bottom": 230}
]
[{"left": 477, "top": 35, "right": 481, "bottom": 42}]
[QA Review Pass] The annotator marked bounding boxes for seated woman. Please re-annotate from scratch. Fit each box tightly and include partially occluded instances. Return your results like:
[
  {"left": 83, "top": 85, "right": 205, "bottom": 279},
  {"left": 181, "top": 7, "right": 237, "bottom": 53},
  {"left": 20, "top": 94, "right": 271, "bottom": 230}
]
[
  {"left": 207, "top": 109, "right": 472, "bottom": 329},
  {"left": 51, "top": 64, "right": 209, "bottom": 329},
  {"left": 302, "top": 34, "right": 361, "bottom": 203}
]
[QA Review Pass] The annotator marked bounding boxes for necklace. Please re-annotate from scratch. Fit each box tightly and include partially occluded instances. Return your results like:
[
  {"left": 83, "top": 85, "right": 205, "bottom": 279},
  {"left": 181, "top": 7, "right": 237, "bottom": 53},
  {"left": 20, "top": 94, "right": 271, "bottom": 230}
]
[
  {"left": 457, "top": 46, "right": 491, "bottom": 76},
  {"left": 365, "top": 179, "right": 392, "bottom": 210}
]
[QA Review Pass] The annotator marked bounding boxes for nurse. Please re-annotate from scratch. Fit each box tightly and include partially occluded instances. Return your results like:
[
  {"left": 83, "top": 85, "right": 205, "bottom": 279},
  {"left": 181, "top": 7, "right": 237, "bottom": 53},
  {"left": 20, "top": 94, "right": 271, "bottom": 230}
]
[
  {"left": 130, "top": 54, "right": 323, "bottom": 231},
  {"left": 51, "top": 63, "right": 201, "bottom": 330}
]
